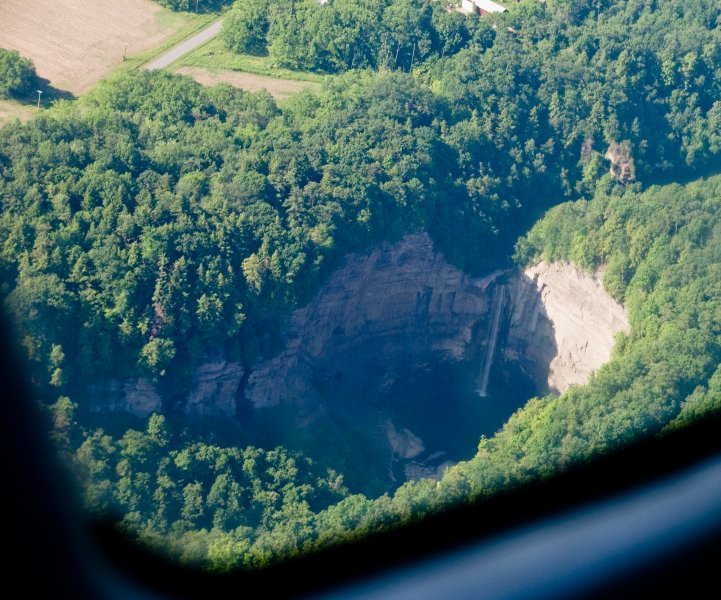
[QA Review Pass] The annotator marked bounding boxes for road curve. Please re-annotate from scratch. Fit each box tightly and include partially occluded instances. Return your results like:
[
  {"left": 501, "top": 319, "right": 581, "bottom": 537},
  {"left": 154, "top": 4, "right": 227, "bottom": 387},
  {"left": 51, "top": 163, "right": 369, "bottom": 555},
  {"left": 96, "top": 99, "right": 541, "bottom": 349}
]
[{"left": 146, "top": 19, "right": 223, "bottom": 71}]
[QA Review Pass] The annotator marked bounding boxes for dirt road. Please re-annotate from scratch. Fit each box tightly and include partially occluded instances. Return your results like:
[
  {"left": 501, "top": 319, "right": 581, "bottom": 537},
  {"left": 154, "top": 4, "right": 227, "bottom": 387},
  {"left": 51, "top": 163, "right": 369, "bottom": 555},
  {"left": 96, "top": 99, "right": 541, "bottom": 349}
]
[{"left": 146, "top": 19, "right": 222, "bottom": 70}]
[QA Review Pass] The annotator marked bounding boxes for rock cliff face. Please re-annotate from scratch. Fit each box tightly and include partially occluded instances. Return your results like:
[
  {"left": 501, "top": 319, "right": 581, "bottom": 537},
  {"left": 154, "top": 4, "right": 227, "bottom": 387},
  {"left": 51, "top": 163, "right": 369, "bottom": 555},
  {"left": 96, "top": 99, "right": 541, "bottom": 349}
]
[
  {"left": 183, "top": 358, "right": 245, "bottom": 418},
  {"left": 246, "top": 233, "right": 628, "bottom": 408},
  {"left": 245, "top": 232, "right": 505, "bottom": 411},
  {"left": 605, "top": 142, "right": 636, "bottom": 184},
  {"left": 506, "top": 262, "right": 629, "bottom": 393},
  {"left": 88, "top": 231, "right": 629, "bottom": 491},
  {"left": 242, "top": 232, "right": 629, "bottom": 488},
  {"left": 88, "top": 378, "right": 162, "bottom": 417},
  {"left": 89, "top": 358, "right": 244, "bottom": 418}
]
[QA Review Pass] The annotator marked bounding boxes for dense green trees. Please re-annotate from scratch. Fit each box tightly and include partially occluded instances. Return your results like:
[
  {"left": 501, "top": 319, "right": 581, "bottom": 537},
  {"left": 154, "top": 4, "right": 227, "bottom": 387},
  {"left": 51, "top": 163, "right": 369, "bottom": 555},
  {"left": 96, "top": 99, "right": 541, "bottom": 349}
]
[
  {"left": 0, "top": 48, "right": 37, "bottom": 99},
  {"left": 55, "top": 405, "right": 347, "bottom": 569},
  {"left": 222, "top": 0, "right": 269, "bottom": 54},
  {"left": 222, "top": 0, "right": 478, "bottom": 72},
  {"left": 156, "top": 0, "right": 233, "bottom": 11},
  {"left": 0, "top": 69, "right": 450, "bottom": 390}
]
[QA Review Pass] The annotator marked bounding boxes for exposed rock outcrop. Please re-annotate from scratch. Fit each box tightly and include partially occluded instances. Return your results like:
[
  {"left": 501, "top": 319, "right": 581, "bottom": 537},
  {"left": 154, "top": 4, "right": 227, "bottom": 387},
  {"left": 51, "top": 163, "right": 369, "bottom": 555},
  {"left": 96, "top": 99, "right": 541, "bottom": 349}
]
[
  {"left": 244, "top": 231, "right": 630, "bottom": 486},
  {"left": 246, "top": 232, "right": 628, "bottom": 412},
  {"left": 184, "top": 359, "right": 245, "bottom": 418},
  {"left": 88, "top": 378, "right": 162, "bottom": 417},
  {"left": 404, "top": 454, "right": 455, "bottom": 481},
  {"left": 387, "top": 420, "right": 425, "bottom": 460},
  {"left": 245, "top": 232, "right": 505, "bottom": 412},
  {"left": 605, "top": 142, "right": 636, "bottom": 184},
  {"left": 89, "top": 359, "right": 244, "bottom": 418},
  {"left": 506, "top": 262, "right": 629, "bottom": 393}
]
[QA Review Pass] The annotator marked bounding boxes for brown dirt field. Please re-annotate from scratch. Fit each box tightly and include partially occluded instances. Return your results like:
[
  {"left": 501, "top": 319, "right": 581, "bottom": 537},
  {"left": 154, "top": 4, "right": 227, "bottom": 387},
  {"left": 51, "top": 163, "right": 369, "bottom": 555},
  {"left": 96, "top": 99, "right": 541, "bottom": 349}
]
[
  {"left": 175, "top": 66, "right": 321, "bottom": 101},
  {"left": 0, "top": 0, "right": 188, "bottom": 95}
]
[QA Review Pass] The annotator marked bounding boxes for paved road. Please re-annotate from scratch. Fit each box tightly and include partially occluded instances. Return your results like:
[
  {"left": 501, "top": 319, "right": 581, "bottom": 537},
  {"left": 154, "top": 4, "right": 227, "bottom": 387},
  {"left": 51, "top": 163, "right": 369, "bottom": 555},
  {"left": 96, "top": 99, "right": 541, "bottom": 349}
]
[{"left": 146, "top": 19, "right": 223, "bottom": 71}]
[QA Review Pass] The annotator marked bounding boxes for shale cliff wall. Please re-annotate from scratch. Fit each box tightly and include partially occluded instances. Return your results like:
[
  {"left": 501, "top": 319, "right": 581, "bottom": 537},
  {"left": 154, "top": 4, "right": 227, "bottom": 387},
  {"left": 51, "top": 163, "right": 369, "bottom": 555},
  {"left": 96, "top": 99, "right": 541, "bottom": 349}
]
[
  {"left": 245, "top": 232, "right": 629, "bottom": 413},
  {"left": 88, "top": 231, "right": 628, "bottom": 484},
  {"left": 89, "top": 357, "right": 244, "bottom": 418},
  {"left": 506, "top": 261, "right": 629, "bottom": 393},
  {"left": 245, "top": 232, "right": 506, "bottom": 413}
]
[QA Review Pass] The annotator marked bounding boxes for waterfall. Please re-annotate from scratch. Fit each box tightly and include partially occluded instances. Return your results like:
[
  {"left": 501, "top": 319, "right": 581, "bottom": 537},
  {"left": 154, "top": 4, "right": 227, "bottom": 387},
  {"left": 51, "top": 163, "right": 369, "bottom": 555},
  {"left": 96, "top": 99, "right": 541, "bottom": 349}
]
[{"left": 477, "top": 285, "right": 505, "bottom": 397}]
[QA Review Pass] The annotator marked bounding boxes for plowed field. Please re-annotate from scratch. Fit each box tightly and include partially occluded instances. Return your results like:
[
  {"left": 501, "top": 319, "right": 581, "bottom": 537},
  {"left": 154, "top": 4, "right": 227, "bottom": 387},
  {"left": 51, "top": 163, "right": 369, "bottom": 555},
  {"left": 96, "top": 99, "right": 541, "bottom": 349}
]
[{"left": 0, "top": 0, "right": 189, "bottom": 94}]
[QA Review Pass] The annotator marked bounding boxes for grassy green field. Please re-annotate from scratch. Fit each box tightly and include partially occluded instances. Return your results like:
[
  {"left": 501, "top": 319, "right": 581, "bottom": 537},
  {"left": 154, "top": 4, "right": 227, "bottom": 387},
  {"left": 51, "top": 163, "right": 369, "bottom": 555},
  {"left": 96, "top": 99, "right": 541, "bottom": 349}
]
[
  {"left": 0, "top": 99, "right": 36, "bottom": 129},
  {"left": 172, "top": 37, "right": 325, "bottom": 83}
]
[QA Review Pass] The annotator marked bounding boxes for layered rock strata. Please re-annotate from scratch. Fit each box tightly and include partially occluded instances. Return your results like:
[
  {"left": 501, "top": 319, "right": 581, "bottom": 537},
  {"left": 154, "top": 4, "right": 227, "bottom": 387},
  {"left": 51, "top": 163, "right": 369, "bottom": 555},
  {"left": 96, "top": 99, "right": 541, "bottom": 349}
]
[
  {"left": 505, "top": 261, "right": 629, "bottom": 393},
  {"left": 245, "top": 232, "right": 506, "bottom": 412},
  {"left": 89, "top": 358, "right": 243, "bottom": 418},
  {"left": 88, "top": 231, "right": 629, "bottom": 485},
  {"left": 246, "top": 233, "right": 629, "bottom": 411},
  {"left": 88, "top": 378, "right": 162, "bottom": 417},
  {"left": 243, "top": 232, "right": 629, "bottom": 481}
]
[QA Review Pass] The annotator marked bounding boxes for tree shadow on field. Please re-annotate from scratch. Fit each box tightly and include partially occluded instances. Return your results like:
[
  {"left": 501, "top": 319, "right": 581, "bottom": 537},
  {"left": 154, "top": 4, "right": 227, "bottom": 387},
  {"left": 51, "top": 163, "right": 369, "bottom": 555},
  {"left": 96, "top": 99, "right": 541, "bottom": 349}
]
[
  {"left": 38, "top": 77, "right": 75, "bottom": 103},
  {"left": 12, "top": 76, "right": 75, "bottom": 109},
  {"left": 33, "top": 76, "right": 75, "bottom": 106}
]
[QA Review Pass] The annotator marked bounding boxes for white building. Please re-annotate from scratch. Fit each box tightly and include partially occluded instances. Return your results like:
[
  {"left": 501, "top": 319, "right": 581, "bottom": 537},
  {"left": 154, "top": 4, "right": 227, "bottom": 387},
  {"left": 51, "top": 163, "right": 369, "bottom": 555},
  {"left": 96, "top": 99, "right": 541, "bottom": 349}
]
[{"left": 460, "top": 0, "right": 508, "bottom": 16}]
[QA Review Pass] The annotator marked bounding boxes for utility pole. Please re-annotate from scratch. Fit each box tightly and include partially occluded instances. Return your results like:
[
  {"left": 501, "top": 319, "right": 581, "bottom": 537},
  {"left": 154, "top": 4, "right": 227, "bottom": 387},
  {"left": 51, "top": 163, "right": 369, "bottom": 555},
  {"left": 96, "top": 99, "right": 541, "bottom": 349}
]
[
  {"left": 123, "top": 41, "right": 128, "bottom": 61},
  {"left": 36, "top": 89, "right": 43, "bottom": 110},
  {"left": 195, "top": 0, "right": 199, "bottom": 12}
]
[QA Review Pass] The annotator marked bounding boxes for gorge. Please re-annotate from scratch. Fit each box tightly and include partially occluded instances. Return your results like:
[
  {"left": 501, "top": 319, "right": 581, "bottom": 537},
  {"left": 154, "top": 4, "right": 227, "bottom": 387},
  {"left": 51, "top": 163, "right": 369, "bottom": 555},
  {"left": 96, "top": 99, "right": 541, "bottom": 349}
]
[{"left": 90, "top": 232, "right": 629, "bottom": 493}]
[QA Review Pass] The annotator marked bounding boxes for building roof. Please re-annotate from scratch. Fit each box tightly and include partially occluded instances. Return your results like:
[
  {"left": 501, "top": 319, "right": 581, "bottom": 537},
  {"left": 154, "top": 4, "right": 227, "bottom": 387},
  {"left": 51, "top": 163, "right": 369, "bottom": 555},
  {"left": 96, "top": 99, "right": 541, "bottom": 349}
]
[{"left": 473, "top": 0, "right": 508, "bottom": 13}]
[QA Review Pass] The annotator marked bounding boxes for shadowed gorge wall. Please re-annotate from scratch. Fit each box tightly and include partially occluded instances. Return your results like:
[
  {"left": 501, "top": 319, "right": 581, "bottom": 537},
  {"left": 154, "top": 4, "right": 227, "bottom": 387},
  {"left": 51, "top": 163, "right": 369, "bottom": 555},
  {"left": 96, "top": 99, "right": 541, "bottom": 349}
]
[
  {"left": 240, "top": 232, "right": 629, "bottom": 492},
  {"left": 89, "top": 232, "right": 628, "bottom": 493}
]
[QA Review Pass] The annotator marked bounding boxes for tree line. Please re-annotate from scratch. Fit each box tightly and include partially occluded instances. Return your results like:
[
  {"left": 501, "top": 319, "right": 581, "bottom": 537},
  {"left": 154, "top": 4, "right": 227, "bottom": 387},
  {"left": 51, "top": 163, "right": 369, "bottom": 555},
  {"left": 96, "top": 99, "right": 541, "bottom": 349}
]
[
  {"left": 0, "top": 48, "right": 37, "bottom": 100},
  {"left": 156, "top": 0, "right": 233, "bottom": 12},
  {"left": 222, "top": 0, "right": 484, "bottom": 73}
]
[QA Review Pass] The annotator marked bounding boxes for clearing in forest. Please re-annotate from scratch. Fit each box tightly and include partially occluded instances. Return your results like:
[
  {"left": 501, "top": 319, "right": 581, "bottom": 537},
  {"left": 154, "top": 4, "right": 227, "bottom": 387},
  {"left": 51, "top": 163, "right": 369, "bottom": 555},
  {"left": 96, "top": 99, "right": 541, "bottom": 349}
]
[
  {"left": 0, "top": 0, "right": 203, "bottom": 95},
  {"left": 0, "top": 99, "right": 36, "bottom": 129},
  {"left": 171, "top": 36, "right": 324, "bottom": 100},
  {"left": 175, "top": 67, "right": 321, "bottom": 100}
]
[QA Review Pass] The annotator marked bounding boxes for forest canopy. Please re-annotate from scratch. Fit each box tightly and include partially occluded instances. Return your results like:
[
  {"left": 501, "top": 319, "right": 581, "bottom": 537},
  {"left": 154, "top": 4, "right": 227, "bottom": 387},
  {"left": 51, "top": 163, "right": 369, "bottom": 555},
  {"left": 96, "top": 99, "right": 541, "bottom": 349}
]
[
  {"left": 156, "top": 0, "right": 233, "bottom": 12},
  {"left": 222, "top": 0, "right": 482, "bottom": 72},
  {"left": 2, "top": 0, "right": 721, "bottom": 571},
  {"left": 0, "top": 48, "right": 37, "bottom": 99},
  {"left": 2, "top": 0, "right": 719, "bottom": 391}
]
